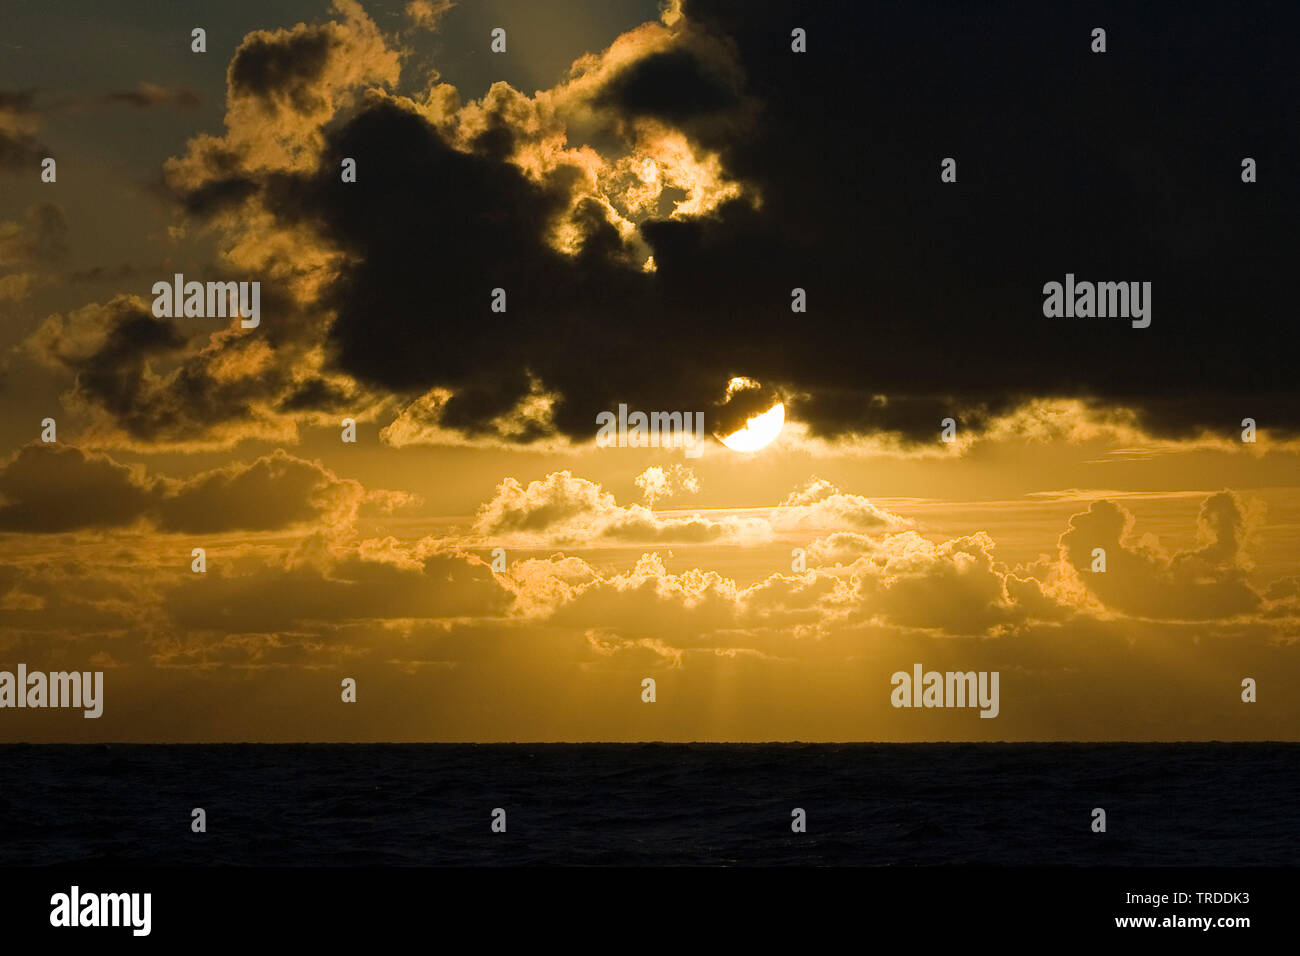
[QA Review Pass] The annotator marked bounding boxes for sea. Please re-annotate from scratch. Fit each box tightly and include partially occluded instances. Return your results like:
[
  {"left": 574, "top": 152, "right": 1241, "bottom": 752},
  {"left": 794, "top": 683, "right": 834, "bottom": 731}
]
[{"left": 1, "top": 742, "right": 1295, "bottom": 866}]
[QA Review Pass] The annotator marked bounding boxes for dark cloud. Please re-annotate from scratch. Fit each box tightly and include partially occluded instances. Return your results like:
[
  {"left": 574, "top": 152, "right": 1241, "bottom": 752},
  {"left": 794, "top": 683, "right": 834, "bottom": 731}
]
[
  {"left": 0, "top": 91, "right": 37, "bottom": 111},
  {"left": 340, "top": 2, "right": 1296, "bottom": 441},
  {"left": 29, "top": 289, "right": 332, "bottom": 445},
  {"left": 150, "top": 450, "right": 360, "bottom": 534},
  {"left": 98, "top": 83, "right": 200, "bottom": 110},
  {"left": 277, "top": 377, "right": 353, "bottom": 412},
  {"left": 0, "top": 444, "right": 377, "bottom": 534},
  {"left": 163, "top": 550, "right": 509, "bottom": 633},
  {"left": 659, "top": 0, "right": 1300, "bottom": 441},
  {"left": 595, "top": 46, "right": 742, "bottom": 124},
  {"left": 33, "top": 295, "right": 270, "bottom": 445},
  {"left": 0, "top": 89, "right": 48, "bottom": 173},
  {"left": 65, "top": 303, "right": 191, "bottom": 435},
  {"left": 249, "top": 96, "right": 753, "bottom": 440},
  {"left": 0, "top": 202, "right": 67, "bottom": 265},
  {"left": 177, "top": 176, "right": 260, "bottom": 217},
  {"left": 126, "top": 1, "right": 1300, "bottom": 445},
  {"left": 712, "top": 378, "right": 782, "bottom": 436},
  {"left": 0, "top": 445, "right": 155, "bottom": 532},
  {"left": 228, "top": 28, "right": 335, "bottom": 113},
  {"left": 261, "top": 100, "right": 683, "bottom": 435}
]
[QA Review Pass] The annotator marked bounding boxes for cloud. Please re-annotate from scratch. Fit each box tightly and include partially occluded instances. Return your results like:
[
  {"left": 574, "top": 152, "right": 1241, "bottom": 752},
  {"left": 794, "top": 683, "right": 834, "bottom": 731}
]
[
  {"left": 1059, "top": 492, "right": 1263, "bottom": 620},
  {"left": 3, "top": 466, "right": 1294, "bottom": 745},
  {"left": 8, "top": 2, "right": 404, "bottom": 452},
  {"left": 773, "top": 477, "right": 912, "bottom": 533},
  {"left": 20, "top": 1, "right": 1300, "bottom": 453},
  {"left": 168, "top": 0, "right": 400, "bottom": 185},
  {"left": 634, "top": 464, "right": 699, "bottom": 505},
  {"left": 470, "top": 470, "right": 769, "bottom": 545},
  {"left": 480, "top": 489, "right": 1279, "bottom": 645},
  {"left": 0, "top": 444, "right": 408, "bottom": 534},
  {"left": 847, "top": 530, "right": 1061, "bottom": 634},
  {"left": 0, "top": 202, "right": 67, "bottom": 266},
  {"left": 0, "top": 445, "right": 156, "bottom": 532},
  {"left": 24, "top": 293, "right": 381, "bottom": 451},
  {"left": 405, "top": 0, "right": 453, "bottom": 30},
  {"left": 0, "top": 90, "right": 47, "bottom": 172},
  {"left": 427, "top": 472, "right": 1070, "bottom": 641},
  {"left": 0, "top": 272, "right": 36, "bottom": 301},
  {"left": 95, "top": 3, "right": 758, "bottom": 449},
  {"left": 502, "top": 529, "right": 1070, "bottom": 647},
  {"left": 97, "top": 83, "right": 200, "bottom": 110},
  {"left": 0, "top": 202, "right": 67, "bottom": 302},
  {"left": 163, "top": 546, "right": 507, "bottom": 635}
]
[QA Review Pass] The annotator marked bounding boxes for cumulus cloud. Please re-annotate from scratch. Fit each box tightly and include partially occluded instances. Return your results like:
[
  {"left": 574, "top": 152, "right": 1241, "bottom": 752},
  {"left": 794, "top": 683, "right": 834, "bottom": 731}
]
[
  {"left": 634, "top": 464, "right": 699, "bottom": 505},
  {"left": 1, "top": 447, "right": 1281, "bottom": 677},
  {"left": 772, "top": 477, "right": 912, "bottom": 533},
  {"left": 407, "top": 475, "right": 1071, "bottom": 642},
  {"left": 1059, "top": 492, "right": 1263, "bottom": 620},
  {"left": 470, "top": 470, "right": 769, "bottom": 546},
  {"left": 484, "top": 528, "right": 1070, "bottom": 649},
  {"left": 2, "top": 463, "right": 1296, "bottom": 745},
  {"left": 475, "top": 488, "right": 1282, "bottom": 645},
  {"left": 846, "top": 530, "right": 1061, "bottom": 634}
]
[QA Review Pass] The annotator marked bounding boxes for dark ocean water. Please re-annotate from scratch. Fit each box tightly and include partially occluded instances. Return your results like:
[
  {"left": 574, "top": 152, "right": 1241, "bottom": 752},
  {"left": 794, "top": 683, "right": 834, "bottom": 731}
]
[{"left": 0, "top": 743, "right": 1295, "bottom": 866}]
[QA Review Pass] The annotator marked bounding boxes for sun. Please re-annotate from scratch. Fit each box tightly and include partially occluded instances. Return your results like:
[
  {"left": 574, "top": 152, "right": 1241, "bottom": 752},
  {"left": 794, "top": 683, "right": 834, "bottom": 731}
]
[{"left": 718, "top": 402, "right": 785, "bottom": 452}]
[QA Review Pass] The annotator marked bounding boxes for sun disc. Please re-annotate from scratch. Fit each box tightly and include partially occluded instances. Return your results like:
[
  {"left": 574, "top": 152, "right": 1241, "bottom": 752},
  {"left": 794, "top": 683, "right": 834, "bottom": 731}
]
[{"left": 719, "top": 402, "right": 785, "bottom": 452}]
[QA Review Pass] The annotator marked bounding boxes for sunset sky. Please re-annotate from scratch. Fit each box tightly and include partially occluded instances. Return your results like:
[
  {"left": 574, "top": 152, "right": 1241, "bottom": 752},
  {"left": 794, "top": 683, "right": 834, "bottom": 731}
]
[{"left": 1, "top": 0, "right": 1297, "bottom": 741}]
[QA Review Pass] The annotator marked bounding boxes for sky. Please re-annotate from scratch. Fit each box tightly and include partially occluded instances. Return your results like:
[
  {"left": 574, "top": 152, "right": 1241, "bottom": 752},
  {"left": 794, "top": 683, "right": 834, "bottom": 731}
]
[{"left": 0, "top": 0, "right": 1297, "bottom": 741}]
